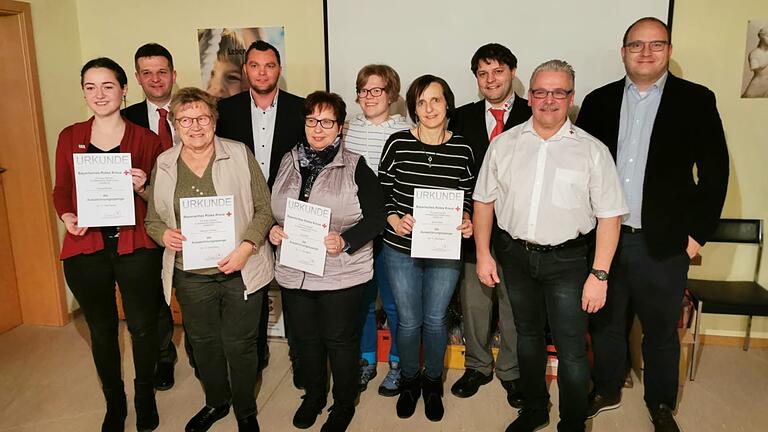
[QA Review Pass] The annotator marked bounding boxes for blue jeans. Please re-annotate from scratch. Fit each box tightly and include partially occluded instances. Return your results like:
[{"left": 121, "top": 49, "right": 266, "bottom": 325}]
[
  {"left": 382, "top": 245, "right": 461, "bottom": 380},
  {"left": 360, "top": 240, "right": 399, "bottom": 364},
  {"left": 495, "top": 232, "right": 590, "bottom": 432}
]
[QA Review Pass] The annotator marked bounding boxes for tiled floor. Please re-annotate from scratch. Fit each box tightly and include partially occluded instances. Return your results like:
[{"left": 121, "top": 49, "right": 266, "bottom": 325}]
[{"left": 1, "top": 317, "right": 766, "bottom": 431}]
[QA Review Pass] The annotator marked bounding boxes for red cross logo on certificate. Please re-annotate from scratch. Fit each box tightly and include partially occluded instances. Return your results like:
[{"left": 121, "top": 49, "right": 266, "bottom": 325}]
[
  {"left": 123, "top": 170, "right": 130, "bottom": 175},
  {"left": 226, "top": 212, "right": 232, "bottom": 217},
  {"left": 322, "top": 223, "right": 327, "bottom": 229},
  {"left": 455, "top": 207, "right": 460, "bottom": 212}
]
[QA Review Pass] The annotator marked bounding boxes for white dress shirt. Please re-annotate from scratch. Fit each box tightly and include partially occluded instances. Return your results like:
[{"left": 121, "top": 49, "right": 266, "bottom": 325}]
[
  {"left": 474, "top": 118, "right": 628, "bottom": 246},
  {"left": 250, "top": 91, "right": 279, "bottom": 180},
  {"left": 146, "top": 100, "right": 176, "bottom": 144}
]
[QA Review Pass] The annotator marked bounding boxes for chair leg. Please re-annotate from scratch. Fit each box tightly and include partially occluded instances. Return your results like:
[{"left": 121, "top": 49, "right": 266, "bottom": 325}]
[
  {"left": 743, "top": 316, "right": 753, "bottom": 351},
  {"left": 689, "top": 301, "right": 703, "bottom": 381}
]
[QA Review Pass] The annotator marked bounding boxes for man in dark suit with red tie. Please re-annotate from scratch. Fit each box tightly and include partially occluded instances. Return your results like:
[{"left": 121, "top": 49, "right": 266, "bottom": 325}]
[
  {"left": 122, "top": 43, "right": 181, "bottom": 391},
  {"left": 215, "top": 40, "right": 305, "bottom": 380},
  {"left": 448, "top": 43, "right": 531, "bottom": 407}
]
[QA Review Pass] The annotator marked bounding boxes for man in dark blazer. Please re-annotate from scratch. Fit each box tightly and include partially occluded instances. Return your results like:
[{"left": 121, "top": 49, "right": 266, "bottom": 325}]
[
  {"left": 121, "top": 43, "right": 182, "bottom": 391},
  {"left": 215, "top": 41, "right": 304, "bottom": 188},
  {"left": 448, "top": 43, "right": 531, "bottom": 407},
  {"left": 215, "top": 40, "right": 305, "bottom": 379},
  {"left": 123, "top": 43, "right": 176, "bottom": 149},
  {"left": 577, "top": 17, "right": 729, "bottom": 432}
]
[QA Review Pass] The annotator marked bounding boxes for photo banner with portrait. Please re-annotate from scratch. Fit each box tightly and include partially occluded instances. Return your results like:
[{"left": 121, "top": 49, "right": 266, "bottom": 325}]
[
  {"left": 741, "top": 19, "right": 768, "bottom": 98},
  {"left": 198, "top": 27, "right": 285, "bottom": 99}
]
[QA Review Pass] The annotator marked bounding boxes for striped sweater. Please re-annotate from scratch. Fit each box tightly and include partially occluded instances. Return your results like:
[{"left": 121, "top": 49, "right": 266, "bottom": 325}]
[{"left": 378, "top": 130, "right": 476, "bottom": 253}]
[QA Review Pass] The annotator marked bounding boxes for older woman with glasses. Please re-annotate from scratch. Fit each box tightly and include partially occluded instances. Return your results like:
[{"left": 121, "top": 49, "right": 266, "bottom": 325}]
[
  {"left": 379, "top": 75, "right": 475, "bottom": 422},
  {"left": 145, "top": 87, "right": 274, "bottom": 432},
  {"left": 270, "top": 91, "right": 384, "bottom": 432}
]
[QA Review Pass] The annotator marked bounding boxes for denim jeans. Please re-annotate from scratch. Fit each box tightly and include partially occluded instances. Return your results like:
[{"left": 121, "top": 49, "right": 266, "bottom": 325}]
[
  {"left": 63, "top": 237, "right": 162, "bottom": 391},
  {"left": 359, "top": 239, "right": 399, "bottom": 364},
  {"left": 173, "top": 269, "right": 265, "bottom": 419},
  {"left": 495, "top": 232, "right": 590, "bottom": 432},
  {"left": 382, "top": 245, "right": 461, "bottom": 380},
  {"left": 283, "top": 284, "right": 364, "bottom": 408}
]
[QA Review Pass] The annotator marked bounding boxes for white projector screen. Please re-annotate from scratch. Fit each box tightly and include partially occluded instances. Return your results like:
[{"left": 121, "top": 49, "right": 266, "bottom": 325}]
[{"left": 327, "top": 0, "right": 671, "bottom": 118}]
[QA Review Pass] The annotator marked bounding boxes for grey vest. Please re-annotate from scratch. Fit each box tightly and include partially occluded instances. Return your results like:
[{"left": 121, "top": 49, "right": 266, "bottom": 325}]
[{"left": 271, "top": 145, "right": 373, "bottom": 290}]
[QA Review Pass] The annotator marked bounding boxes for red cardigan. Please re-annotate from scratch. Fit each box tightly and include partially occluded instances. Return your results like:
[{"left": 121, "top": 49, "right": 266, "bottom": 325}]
[{"left": 53, "top": 117, "right": 169, "bottom": 260}]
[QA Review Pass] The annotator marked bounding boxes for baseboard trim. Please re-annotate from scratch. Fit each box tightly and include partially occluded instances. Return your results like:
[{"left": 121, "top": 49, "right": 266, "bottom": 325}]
[{"left": 698, "top": 334, "right": 768, "bottom": 348}]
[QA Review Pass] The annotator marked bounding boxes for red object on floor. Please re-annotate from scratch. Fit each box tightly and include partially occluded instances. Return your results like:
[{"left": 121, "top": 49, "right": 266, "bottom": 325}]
[{"left": 377, "top": 328, "right": 392, "bottom": 363}]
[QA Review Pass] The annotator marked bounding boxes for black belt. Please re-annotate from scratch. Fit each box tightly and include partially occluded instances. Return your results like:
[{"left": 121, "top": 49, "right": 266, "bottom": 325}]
[
  {"left": 511, "top": 235, "right": 590, "bottom": 253},
  {"left": 621, "top": 225, "right": 643, "bottom": 234}
]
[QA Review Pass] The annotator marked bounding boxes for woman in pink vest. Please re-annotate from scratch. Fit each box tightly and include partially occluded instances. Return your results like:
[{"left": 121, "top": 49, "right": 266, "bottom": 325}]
[{"left": 270, "top": 91, "right": 385, "bottom": 432}]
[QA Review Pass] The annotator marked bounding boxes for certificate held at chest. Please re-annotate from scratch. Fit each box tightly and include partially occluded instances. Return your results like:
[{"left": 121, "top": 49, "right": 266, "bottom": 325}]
[
  {"left": 180, "top": 195, "right": 236, "bottom": 271},
  {"left": 280, "top": 198, "right": 331, "bottom": 276},
  {"left": 411, "top": 188, "right": 463, "bottom": 260},
  {"left": 73, "top": 153, "right": 135, "bottom": 227}
]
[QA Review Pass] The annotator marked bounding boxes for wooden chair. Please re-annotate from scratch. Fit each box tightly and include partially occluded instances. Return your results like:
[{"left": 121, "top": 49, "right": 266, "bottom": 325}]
[{"left": 688, "top": 218, "right": 768, "bottom": 380}]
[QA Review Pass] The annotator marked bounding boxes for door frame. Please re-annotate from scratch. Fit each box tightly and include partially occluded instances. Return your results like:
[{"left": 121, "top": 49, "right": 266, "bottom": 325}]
[{"left": 0, "top": 0, "right": 68, "bottom": 326}]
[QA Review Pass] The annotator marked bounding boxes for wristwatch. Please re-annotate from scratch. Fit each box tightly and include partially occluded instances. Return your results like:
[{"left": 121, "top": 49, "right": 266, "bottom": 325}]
[
  {"left": 590, "top": 268, "right": 609, "bottom": 281},
  {"left": 341, "top": 239, "right": 351, "bottom": 254}
]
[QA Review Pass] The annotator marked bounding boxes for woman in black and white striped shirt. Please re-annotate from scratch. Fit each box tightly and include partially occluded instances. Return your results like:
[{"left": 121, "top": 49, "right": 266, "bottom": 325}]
[{"left": 378, "top": 75, "right": 475, "bottom": 423}]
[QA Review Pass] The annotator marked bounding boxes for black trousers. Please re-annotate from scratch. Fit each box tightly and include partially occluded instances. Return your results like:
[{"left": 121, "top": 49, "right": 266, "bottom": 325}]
[
  {"left": 156, "top": 291, "right": 177, "bottom": 365},
  {"left": 173, "top": 269, "right": 265, "bottom": 419},
  {"left": 63, "top": 238, "right": 162, "bottom": 391},
  {"left": 283, "top": 284, "right": 364, "bottom": 408},
  {"left": 589, "top": 232, "right": 689, "bottom": 409}
]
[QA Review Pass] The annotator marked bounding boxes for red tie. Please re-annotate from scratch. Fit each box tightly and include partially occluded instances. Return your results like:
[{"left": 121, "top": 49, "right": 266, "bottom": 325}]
[
  {"left": 489, "top": 108, "right": 506, "bottom": 142},
  {"left": 157, "top": 108, "right": 172, "bottom": 149}
]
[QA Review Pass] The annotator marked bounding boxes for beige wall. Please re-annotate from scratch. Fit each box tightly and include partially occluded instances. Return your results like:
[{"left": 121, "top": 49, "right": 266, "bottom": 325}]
[
  {"left": 674, "top": 0, "right": 768, "bottom": 337},
  {"left": 22, "top": 0, "right": 768, "bottom": 336}
]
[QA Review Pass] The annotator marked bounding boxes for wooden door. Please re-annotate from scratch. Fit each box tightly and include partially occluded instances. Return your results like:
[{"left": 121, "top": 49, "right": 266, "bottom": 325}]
[{"left": 0, "top": 169, "right": 22, "bottom": 333}]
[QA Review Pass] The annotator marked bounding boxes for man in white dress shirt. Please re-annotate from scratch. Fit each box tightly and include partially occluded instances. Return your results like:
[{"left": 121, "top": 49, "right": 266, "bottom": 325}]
[{"left": 473, "top": 59, "right": 627, "bottom": 432}]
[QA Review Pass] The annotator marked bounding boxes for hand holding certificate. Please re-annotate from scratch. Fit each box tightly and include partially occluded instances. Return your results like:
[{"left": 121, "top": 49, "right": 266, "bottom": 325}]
[
  {"left": 279, "top": 198, "right": 331, "bottom": 276},
  {"left": 73, "top": 153, "right": 135, "bottom": 227},
  {"left": 180, "top": 195, "right": 236, "bottom": 270},
  {"left": 410, "top": 188, "right": 464, "bottom": 260}
]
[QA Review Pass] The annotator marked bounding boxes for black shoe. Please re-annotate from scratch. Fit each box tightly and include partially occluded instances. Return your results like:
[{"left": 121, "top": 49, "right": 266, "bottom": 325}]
[
  {"left": 500, "top": 378, "right": 524, "bottom": 409},
  {"left": 320, "top": 405, "right": 355, "bottom": 432},
  {"left": 293, "top": 396, "right": 327, "bottom": 429},
  {"left": 586, "top": 392, "right": 621, "bottom": 419},
  {"left": 505, "top": 409, "right": 549, "bottom": 432},
  {"left": 102, "top": 386, "right": 127, "bottom": 432},
  {"left": 185, "top": 405, "right": 230, "bottom": 432},
  {"left": 450, "top": 369, "right": 493, "bottom": 398},
  {"left": 649, "top": 404, "right": 680, "bottom": 432},
  {"left": 134, "top": 380, "right": 159, "bottom": 432},
  {"left": 422, "top": 374, "right": 444, "bottom": 422},
  {"left": 237, "top": 414, "right": 260, "bottom": 432},
  {"left": 154, "top": 362, "right": 175, "bottom": 391},
  {"left": 396, "top": 372, "right": 421, "bottom": 419}
]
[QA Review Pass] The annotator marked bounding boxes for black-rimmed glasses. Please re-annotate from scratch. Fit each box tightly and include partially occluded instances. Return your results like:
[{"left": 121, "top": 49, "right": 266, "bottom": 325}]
[
  {"left": 624, "top": 40, "right": 669, "bottom": 53},
  {"left": 175, "top": 115, "right": 212, "bottom": 128},
  {"left": 529, "top": 89, "right": 573, "bottom": 100},
  {"left": 357, "top": 87, "right": 385, "bottom": 98},
  {"left": 305, "top": 118, "right": 338, "bottom": 129}
]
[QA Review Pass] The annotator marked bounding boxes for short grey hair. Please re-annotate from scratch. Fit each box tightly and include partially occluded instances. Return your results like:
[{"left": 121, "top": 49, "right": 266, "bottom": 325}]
[{"left": 529, "top": 59, "right": 575, "bottom": 89}]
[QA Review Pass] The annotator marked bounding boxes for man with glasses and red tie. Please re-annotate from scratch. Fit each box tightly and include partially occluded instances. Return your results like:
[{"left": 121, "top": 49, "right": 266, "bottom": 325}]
[
  {"left": 577, "top": 17, "right": 729, "bottom": 432},
  {"left": 474, "top": 59, "right": 627, "bottom": 432},
  {"left": 122, "top": 42, "right": 181, "bottom": 392},
  {"left": 448, "top": 43, "right": 530, "bottom": 407}
]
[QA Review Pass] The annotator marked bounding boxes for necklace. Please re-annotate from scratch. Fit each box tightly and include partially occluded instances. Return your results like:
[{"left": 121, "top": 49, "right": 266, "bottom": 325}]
[{"left": 416, "top": 126, "right": 445, "bottom": 168}]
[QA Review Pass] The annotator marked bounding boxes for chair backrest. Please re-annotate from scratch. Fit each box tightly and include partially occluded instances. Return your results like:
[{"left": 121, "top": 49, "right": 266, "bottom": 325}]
[{"left": 706, "top": 218, "right": 763, "bottom": 282}]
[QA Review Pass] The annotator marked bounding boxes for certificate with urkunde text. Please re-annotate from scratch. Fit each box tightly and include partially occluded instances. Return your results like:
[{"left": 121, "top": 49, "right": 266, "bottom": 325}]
[
  {"left": 180, "top": 195, "right": 236, "bottom": 270},
  {"left": 280, "top": 198, "right": 331, "bottom": 276},
  {"left": 73, "top": 153, "right": 135, "bottom": 227},
  {"left": 411, "top": 188, "right": 463, "bottom": 260}
]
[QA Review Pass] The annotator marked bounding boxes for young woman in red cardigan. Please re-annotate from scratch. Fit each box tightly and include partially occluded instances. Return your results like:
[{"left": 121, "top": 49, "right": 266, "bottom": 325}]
[{"left": 52, "top": 57, "right": 169, "bottom": 432}]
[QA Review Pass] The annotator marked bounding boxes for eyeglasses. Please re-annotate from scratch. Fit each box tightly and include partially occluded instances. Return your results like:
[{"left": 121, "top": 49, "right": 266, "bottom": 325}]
[
  {"left": 529, "top": 89, "right": 573, "bottom": 100},
  {"left": 357, "top": 87, "right": 385, "bottom": 98},
  {"left": 176, "top": 115, "right": 212, "bottom": 128},
  {"left": 624, "top": 40, "right": 670, "bottom": 53},
  {"left": 305, "top": 118, "right": 338, "bottom": 129}
]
